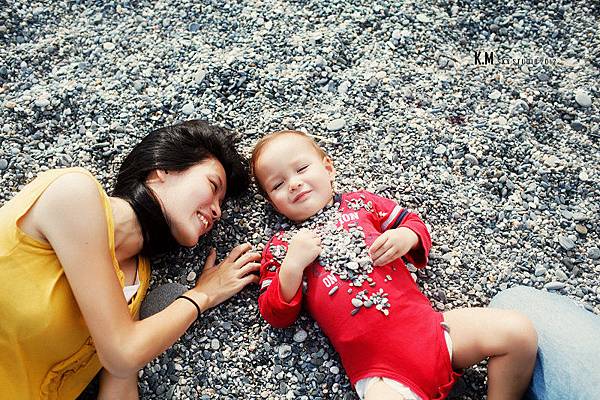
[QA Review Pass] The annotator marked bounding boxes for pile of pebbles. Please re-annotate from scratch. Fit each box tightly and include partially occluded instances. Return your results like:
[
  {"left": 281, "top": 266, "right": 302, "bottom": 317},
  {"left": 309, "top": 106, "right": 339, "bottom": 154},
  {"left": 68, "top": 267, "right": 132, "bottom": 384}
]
[
  {"left": 268, "top": 196, "right": 392, "bottom": 316},
  {"left": 1, "top": 0, "right": 598, "bottom": 399}
]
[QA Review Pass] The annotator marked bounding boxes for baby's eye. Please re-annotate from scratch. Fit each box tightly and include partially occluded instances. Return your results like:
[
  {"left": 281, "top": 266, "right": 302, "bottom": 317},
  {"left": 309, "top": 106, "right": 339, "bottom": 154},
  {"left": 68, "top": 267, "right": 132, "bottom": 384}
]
[
  {"left": 298, "top": 165, "right": 309, "bottom": 173},
  {"left": 272, "top": 182, "right": 283, "bottom": 191}
]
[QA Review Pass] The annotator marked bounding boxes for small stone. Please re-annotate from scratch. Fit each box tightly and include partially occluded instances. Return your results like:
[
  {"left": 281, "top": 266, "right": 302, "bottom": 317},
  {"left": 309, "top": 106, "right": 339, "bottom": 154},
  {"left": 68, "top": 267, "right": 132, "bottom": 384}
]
[
  {"left": 35, "top": 97, "right": 50, "bottom": 108},
  {"left": 574, "top": 90, "right": 592, "bottom": 107},
  {"left": 391, "top": 29, "right": 402, "bottom": 40},
  {"left": 327, "top": 118, "right": 346, "bottom": 131},
  {"left": 102, "top": 42, "right": 116, "bottom": 51},
  {"left": 186, "top": 271, "right": 196, "bottom": 282},
  {"left": 3, "top": 101, "right": 16, "bottom": 109},
  {"left": 182, "top": 103, "right": 195, "bottom": 115},
  {"left": 293, "top": 329, "right": 308, "bottom": 343},
  {"left": 346, "top": 261, "right": 359, "bottom": 270},
  {"left": 416, "top": 13, "right": 432, "bottom": 23},
  {"left": 0, "top": 159, "right": 8, "bottom": 170},
  {"left": 488, "top": 90, "right": 501, "bottom": 100},
  {"left": 328, "top": 286, "right": 339, "bottom": 296},
  {"left": 575, "top": 224, "right": 587, "bottom": 235},
  {"left": 210, "top": 338, "right": 220, "bottom": 350},
  {"left": 351, "top": 298, "right": 363, "bottom": 308},
  {"left": 534, "top": 267, "right": 547, "bottom": 277},
  {"left": 570, "top": 121, "right": 585, "bottom": 131},
  {"left": 189, "top": 22, "right": 200, "bottom": 32},
  {"left": 578, "top": 170, "right": 589, "bottom": 181},
  {"left": 464, "top": 154, "right": 479, "bottom": 166},
  {"left": 278, "top": 344, "right": 292, "bottom": 359},
  {"left": 588, "top": 247, "right": 600, "bottom": 260},
  {"left": 558, "top": 236, "right": 575, "bottom": 251},
  {"left": 545, "top": 281, "right": 566, "bottom": 291},
  {"left": 351, "top": 308, "right": 360, "bottom": 316},
  {"left": 555, "top": 269, "right": 568, "bottom": 281},
  {"left": 434, "top": 144, "right": 447, "bottom": 155}
]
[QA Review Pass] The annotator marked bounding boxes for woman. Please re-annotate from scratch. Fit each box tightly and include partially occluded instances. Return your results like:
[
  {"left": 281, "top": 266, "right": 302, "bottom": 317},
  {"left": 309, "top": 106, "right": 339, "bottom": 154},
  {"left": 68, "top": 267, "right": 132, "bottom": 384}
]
[{"left": 0, "top": 120, "right": 261, "bottom": 399}]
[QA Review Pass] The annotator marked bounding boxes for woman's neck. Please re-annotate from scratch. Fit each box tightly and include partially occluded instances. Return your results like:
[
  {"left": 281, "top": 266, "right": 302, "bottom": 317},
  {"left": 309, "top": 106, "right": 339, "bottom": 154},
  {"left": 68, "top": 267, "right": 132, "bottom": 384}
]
[{"left": 109, "top": 197, "right": 144, "bottom": 262}]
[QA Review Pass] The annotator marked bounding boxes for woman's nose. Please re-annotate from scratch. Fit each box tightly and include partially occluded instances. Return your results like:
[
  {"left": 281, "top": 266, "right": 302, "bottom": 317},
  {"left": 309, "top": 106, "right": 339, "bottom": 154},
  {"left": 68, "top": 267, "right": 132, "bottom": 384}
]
[{"left": 211, "top": 201, "right": 221, "bottom": 220}]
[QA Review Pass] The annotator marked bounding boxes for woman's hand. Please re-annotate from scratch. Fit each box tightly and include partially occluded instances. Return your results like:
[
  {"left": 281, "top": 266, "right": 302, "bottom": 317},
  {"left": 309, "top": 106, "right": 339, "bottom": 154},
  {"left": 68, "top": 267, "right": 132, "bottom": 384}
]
[{"left": 188, "top": 243, "right": 261, "bottom": 312}]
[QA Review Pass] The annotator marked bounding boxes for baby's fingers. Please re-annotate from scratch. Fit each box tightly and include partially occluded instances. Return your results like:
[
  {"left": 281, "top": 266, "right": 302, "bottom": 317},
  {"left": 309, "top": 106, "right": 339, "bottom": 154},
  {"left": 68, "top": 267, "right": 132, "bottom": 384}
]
[
  {"left": 373, "top": 247, "right": 399, "bottom": 266},
  {"left": 369, "top": 235, "right": 390, "bottom": 260}
]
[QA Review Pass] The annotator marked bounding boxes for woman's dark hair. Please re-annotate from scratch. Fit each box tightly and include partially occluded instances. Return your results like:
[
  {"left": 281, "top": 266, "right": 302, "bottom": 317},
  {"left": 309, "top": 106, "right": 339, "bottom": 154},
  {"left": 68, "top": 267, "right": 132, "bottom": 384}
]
[{"left": 112, "top": 120, "right": 249, "bottom": 257}]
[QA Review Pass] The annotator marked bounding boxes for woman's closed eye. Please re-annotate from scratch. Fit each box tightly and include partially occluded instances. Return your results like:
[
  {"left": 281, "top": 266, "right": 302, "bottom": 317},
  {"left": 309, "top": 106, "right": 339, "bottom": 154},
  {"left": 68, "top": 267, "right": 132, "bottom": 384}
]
[{"left": 210, "top": 180, "right": 218, "bottom": 193}]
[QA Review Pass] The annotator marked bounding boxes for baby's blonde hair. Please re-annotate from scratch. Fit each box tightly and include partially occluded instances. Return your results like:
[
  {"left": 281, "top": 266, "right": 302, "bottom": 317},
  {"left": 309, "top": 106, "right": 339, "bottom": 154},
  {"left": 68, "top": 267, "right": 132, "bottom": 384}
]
[{"left": 250, "top": 130, "right": 328, "bottom": 197}]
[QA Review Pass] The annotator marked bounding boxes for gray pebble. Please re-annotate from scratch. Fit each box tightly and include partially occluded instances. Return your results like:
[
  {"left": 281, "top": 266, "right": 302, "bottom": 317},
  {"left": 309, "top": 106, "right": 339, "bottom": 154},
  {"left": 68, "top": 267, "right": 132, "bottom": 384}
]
[
  {"left": 545, "top": 281, "right": 566, "bottom": 291},
  {"left": 558, "top": 236, "right": 575, "bottom": 251},
  {"left": 575, "top": 90, "right": 592, "bottom": 107},
  {"left": 278, "top": 344, "right": 292, "bottom": 359},
  {"left": 182, "top": 103, "right": 195, "bottom": 115},
  {"left": 588, "top": 247, "right": 600, "bottom": 260},
  {"left": 488, "top": 90, "right": 501, "bottom": 100},
  {"left": 327, "top": 118, "right": 346, "bottom": 131},
  {"left": 293, "top": 329, "right": 308, "bottom": 343},
  {"left": 434, "top": 144, "right": 446, "bottom": 155},
  {"left": 210, "top": 338, "right": 220, "bottom": 350},
  {"left": 0, "top": 159, "right": 8, "bottom": 170}
]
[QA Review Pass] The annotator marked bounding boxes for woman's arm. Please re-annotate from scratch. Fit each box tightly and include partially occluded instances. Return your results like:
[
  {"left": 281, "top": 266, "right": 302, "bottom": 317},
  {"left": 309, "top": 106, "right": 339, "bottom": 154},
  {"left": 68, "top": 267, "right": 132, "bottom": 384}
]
[{"left": 36, "top": 173, "right": 259, "bottom": 378}]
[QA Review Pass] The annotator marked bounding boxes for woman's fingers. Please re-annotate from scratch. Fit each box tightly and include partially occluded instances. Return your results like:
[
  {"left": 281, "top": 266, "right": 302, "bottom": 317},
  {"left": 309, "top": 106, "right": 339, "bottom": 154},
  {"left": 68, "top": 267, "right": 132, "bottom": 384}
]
[
  {"left": 239, "top": 262, "right": 261, "bottom": 276},
  {"left": 233, "top": 251, "right": 261, "bottom": 268},
  {"left": 224, "top": 243, "right": 252, "bottom": 263},
  {"left": 240, "top": 273, "right": 260, "bottom": 287},
  {"left": 203, "top": 247, "right": 217, "bottom": 268}
]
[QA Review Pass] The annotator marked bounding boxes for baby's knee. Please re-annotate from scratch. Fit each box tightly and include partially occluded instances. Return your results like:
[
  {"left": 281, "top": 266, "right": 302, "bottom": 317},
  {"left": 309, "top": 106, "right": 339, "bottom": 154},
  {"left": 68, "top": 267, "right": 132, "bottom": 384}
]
[{"left": 502, "top": 310, "right": 538, "bottom": 354}]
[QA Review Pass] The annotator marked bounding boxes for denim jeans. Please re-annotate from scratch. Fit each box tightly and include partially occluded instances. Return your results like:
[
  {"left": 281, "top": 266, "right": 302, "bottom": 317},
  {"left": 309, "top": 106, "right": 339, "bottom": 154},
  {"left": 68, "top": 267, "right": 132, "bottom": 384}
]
[{"left": 490, "top": 286, "right": 600, "bottom": 400}]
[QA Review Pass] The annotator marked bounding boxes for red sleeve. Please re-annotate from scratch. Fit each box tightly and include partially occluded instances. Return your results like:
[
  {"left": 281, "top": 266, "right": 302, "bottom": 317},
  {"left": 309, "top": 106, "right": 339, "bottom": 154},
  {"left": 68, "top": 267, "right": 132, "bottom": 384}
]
[
  {"left": 257, "top": 236, "right": 303, "bottom": 328},
  {"left": 363, "top": 190, "right": 432, "bottom": 269}
]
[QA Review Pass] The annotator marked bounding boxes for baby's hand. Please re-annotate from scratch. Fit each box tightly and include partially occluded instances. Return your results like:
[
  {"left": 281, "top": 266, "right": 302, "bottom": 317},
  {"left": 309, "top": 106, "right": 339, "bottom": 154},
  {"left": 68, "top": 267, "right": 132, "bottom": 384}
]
[
  {"left": 285, "top": 229, "right": 321, "bottom": 270},
  {"left": 369, "top": 227, "right": 418, "bottom": 266}
]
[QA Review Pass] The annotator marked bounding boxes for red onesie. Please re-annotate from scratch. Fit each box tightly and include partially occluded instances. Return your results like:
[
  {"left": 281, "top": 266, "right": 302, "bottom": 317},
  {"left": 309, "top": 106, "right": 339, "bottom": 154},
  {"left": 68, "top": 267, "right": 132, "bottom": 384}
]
[{"left": 258, "top": 191, "right": 460, "bottom": 400}]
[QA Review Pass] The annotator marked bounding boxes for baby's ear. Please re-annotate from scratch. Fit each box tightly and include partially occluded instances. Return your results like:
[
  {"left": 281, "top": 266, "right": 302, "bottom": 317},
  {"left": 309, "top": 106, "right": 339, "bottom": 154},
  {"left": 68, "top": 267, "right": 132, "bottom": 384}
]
[{"left": 323, "top": 156, "right": 336, "bottom": 178}]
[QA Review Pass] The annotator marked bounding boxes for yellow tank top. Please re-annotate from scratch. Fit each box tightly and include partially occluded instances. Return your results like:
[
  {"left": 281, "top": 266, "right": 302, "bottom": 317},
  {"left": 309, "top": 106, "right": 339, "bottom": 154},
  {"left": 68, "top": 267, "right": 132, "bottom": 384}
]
[{"left": 0, "top": 168, "right": 150, "bottom": 399}]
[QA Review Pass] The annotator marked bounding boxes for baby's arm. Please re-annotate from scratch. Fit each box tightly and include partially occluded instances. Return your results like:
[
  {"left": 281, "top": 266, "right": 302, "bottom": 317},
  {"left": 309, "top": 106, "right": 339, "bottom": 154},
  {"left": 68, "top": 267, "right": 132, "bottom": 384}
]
[
  {"left": 258, "top": 230, "right": 320, "bottom": 328},
  {"left": 370, "top": 211, "right": 432, "bottom": 268}
]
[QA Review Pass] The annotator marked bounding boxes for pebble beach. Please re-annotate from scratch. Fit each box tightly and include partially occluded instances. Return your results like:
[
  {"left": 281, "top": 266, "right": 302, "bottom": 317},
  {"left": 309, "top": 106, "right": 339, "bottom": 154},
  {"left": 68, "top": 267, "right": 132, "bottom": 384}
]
[{"left": 1, "top": 1, "right": 598, "bottom": 399}]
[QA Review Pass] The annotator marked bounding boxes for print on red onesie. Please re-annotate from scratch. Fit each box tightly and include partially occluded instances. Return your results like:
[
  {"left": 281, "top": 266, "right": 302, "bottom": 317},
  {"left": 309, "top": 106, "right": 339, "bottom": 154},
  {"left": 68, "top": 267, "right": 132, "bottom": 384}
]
[{"left": 258, "top": 191, "right": 461, "bottom": 400}]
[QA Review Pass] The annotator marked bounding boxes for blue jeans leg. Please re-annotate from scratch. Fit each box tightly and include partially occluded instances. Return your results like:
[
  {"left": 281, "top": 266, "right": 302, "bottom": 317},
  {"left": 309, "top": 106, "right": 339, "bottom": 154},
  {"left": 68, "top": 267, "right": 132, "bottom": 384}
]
[{"left": 490, "top": 286, "right": 600, "bottom": 400}]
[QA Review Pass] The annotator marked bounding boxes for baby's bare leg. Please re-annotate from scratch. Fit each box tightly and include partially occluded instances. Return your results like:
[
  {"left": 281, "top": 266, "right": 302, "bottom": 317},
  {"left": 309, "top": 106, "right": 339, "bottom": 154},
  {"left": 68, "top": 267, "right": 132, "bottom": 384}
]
[
  {"left": 364, "top": 379, "right": 408, "bottom": 400},
  {"left": 443, "top": 307, "right": 537, "bottom": 400}
]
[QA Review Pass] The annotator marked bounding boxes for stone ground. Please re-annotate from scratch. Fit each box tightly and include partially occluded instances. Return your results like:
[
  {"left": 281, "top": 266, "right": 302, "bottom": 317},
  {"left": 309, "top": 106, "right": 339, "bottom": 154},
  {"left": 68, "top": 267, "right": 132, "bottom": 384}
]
[{"left": 1, "top": 0, "right": 598, "bottom": 399}]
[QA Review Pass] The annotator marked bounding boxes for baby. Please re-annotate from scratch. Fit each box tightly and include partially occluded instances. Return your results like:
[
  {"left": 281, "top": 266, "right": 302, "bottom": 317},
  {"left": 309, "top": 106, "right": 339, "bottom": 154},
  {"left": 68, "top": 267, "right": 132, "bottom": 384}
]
[{"left": 251, "top": 130, "right": 537, "bottom": 400}]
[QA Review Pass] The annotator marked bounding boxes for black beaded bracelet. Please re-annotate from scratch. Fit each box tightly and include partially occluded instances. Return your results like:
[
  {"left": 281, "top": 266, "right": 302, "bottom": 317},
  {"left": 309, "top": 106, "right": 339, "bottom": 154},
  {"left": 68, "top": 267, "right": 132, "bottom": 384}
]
[{"left": 177, "top": 295, "right": 201, "bottom": 321}]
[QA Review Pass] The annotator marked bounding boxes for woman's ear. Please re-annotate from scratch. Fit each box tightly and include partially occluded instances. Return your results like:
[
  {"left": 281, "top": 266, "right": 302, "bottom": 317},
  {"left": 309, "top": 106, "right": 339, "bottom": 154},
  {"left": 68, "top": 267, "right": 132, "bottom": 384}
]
[{"left": 147, "top": 169, "right": 169, "bottom": 184}]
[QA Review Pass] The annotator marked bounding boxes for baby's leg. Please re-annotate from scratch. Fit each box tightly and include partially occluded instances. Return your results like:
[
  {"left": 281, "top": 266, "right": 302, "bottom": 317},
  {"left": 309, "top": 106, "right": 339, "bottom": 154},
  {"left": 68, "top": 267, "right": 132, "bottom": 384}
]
[
  {"left": 364, "top": 378, "right": 410, "bottom": 400},
  {"left": 443, "top": 307, "right": 537, "bottom": 400}
]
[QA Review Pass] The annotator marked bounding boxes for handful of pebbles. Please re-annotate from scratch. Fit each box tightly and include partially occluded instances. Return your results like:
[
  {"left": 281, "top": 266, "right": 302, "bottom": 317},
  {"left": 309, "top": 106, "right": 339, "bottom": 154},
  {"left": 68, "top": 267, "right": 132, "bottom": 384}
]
[{"left": 268, "top": 196, "right": 392, "bottom": 316}]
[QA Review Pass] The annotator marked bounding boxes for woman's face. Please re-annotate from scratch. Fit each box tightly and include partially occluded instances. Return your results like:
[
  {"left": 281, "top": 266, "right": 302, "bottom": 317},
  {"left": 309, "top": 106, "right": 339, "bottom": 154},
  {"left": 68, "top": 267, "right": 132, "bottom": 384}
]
[{"left": 147, "top": 157, "right": 227, "bottom": 247}]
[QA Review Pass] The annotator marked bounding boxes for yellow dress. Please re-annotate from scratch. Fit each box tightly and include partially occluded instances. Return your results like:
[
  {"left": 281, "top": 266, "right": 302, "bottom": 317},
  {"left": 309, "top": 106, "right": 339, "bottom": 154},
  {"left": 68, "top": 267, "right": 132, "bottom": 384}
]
[{"left": 0, "top": 168, "right": 150, "bottom": 399}]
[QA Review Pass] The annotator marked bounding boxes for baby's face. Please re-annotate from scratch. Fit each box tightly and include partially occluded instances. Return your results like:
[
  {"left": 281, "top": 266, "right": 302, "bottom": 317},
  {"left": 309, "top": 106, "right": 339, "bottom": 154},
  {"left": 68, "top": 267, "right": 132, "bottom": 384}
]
[{"left": 255, "top": 134, "right": 335, "bottom": 222}]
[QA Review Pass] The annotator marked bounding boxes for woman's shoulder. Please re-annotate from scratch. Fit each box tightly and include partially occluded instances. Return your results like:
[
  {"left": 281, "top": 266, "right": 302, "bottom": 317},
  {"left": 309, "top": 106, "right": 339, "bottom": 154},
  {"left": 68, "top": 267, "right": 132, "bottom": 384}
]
[{"left": 33, "top": 168, "right": 107, "bottom": 220}]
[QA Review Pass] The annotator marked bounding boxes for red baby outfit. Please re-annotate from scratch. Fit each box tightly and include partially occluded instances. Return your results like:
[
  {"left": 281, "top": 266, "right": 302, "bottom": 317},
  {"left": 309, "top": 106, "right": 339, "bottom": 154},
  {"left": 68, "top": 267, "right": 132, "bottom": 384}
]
[{"left": 258, "top": 191, "right": 460, "bottom": 400}]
